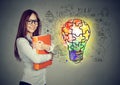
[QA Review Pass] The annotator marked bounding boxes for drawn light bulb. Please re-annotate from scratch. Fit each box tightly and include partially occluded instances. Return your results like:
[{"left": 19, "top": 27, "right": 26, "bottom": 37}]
[{"left": 61, "top": 19, "right": 91, "bottom": 63}]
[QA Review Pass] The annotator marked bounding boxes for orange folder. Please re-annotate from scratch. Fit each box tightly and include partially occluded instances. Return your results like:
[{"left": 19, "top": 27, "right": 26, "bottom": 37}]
[{"left": 32, "top": 34, "right": 52, "bottom": 70}]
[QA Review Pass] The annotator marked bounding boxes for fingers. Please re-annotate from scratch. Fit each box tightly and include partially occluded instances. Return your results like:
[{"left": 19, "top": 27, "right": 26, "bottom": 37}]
[
  {"left": 32, "top": 41, "right": 51, "bottom": 51},
  {"left": 32, "top": 41, "right": 44, "bottom": 50},
  {"left": 44, "top": 44, "right": 50, "bottom": 51},
  {"left": 38, "top": 41, "right": 43, "bottom": 44}
]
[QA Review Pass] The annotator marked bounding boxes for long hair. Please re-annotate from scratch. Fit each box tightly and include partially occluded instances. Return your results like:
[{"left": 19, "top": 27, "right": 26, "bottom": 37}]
[{"left": 14, "top": 9, "right": 42, "bottom": 61}]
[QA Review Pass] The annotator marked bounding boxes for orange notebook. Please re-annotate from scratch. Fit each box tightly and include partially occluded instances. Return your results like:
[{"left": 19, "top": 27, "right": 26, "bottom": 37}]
[{"left": 32, "top": 34, "right": 52, "bottom": 70}]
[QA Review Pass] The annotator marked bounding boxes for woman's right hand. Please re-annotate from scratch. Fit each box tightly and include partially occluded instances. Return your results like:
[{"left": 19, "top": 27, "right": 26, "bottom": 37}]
[{"left": 32, "top": 41, "right": 44, "bottom": 50}]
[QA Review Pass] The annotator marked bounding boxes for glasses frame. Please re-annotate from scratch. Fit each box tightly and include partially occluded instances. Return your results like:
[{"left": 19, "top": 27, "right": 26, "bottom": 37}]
[{"left": 26, "top": 19, "right": 38, "bottom": 25}]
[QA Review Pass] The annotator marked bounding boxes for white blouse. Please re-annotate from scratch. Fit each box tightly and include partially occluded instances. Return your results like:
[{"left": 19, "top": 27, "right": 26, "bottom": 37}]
[{"left": 17, "top": 35, "right": 54, "bottom": 85}]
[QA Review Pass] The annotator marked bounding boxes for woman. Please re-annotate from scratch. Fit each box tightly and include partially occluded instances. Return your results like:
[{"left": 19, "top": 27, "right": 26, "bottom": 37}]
[{"left": 14, "top": 9, "right": 53, "bottom": 85}]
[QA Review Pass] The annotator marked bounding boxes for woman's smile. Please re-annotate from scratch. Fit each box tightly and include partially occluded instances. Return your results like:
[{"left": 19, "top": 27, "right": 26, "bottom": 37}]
[{"left": 26, "top": 13, "right": 38, "bottom": 34}]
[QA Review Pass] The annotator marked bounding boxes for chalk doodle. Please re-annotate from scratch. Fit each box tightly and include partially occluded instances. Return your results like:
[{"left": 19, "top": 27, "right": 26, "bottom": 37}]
[{"left": 41, "top": 5, "right": 112, "bottom": 63}]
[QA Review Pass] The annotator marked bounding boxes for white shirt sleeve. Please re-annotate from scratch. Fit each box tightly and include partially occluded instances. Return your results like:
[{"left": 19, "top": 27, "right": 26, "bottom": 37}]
[{"left": 16, "top": 38, "right": 52, "bottom": 63}]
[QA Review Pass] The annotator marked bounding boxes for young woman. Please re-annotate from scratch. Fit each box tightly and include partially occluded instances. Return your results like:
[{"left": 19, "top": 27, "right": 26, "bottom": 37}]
[{"left": 14, "top": 9, "right": 54, "bottom": 85}]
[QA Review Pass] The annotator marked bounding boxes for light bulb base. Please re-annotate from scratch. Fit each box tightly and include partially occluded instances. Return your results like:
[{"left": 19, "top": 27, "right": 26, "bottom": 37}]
[{"left": 69, "top": 50, "right": 83, "bottom": 63}]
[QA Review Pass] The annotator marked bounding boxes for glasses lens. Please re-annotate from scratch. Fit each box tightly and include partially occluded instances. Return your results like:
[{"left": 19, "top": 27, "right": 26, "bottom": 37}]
[{"left": 27, "top": 20, "right": 38, "bottom": 25}]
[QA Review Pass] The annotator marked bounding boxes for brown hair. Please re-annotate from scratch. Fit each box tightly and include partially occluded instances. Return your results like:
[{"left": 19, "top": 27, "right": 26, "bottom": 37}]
[{"left": 14, "top": 9, "right": 41, "bottom": 61}]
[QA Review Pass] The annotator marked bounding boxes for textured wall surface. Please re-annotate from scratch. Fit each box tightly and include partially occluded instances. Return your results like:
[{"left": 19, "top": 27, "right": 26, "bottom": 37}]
[{"left": 0, "top": 0, "right": 120, "bottom": 85}]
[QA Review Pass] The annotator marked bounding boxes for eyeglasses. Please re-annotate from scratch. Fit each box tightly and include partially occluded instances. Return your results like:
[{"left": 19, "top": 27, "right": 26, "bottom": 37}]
[{"left": 26, "top": 19, "right": 38, "bottom": 25}]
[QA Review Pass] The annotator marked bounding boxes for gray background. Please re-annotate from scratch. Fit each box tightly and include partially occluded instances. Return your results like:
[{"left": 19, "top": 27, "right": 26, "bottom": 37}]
[{"left": 0, "top": 0, "right": 120, "bottom": 85}]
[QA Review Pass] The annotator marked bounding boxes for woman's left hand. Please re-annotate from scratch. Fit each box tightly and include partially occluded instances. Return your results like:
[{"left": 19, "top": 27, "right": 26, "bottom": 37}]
[{"left": 43, "top": 44, "right": 50, "bottom": 51}]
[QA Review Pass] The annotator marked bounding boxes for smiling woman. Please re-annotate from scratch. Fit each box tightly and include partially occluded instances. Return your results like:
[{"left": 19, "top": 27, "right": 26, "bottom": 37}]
[
  {"left": 14, "top": 9, "right": 54, "bottom": 85},
  {"left": 26, "top": 13, "right": 39, "bottom": 37}
]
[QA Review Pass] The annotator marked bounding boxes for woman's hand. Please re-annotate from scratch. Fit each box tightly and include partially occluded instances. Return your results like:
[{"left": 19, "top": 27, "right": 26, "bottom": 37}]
[
  {"left": 32, "top": 41, "right": 50, "bottom": 51},
  {"left": 43, "top": 44, "right": 50, "bottom": 51},
  {"left": 32, "top": 41, "right": 44, "bottom": 50}
]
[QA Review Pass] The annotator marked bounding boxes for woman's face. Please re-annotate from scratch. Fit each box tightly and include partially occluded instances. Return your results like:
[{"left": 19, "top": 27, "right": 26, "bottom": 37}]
[{"left": 26, "top": 13, "right": 38, "bottom": 35}]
